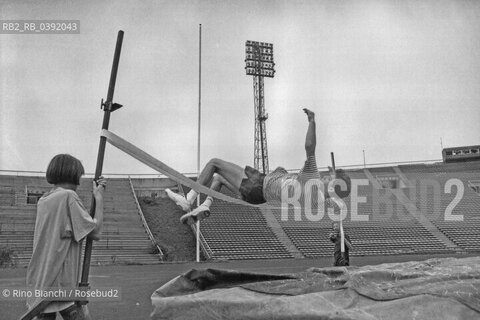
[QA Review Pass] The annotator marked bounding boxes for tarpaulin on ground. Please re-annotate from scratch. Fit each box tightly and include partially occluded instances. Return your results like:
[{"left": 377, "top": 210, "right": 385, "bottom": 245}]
[{"left": 151, "top": 257, "right": 480, "bottom": 319}]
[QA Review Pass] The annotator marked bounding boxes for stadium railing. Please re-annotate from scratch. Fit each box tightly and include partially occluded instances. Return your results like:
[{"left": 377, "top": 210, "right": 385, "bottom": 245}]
[{"left": 128, "top": 176, "right": 164, "bottom": 260}]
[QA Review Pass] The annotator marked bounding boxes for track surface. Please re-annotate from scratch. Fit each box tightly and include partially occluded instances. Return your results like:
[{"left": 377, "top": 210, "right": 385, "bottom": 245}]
[{"left": 1, "top": 253, "right": 477, "bottom": 320}]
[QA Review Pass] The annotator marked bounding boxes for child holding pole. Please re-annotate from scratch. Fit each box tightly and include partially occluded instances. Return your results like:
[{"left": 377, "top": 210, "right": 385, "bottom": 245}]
[{"left": 25, "top": 154, "right": 106, "bottom": 319}]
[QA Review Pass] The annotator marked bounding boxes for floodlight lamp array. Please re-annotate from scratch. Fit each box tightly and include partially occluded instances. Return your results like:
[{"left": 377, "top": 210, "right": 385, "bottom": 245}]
[{"left": 245, "top": 40, "right": 275, "bottom": 78}]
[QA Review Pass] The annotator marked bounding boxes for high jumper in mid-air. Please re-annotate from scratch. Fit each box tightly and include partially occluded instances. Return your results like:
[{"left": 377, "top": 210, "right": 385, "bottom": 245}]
[{"left": 166, "top": 108, "right": 351, "bottom": 224}]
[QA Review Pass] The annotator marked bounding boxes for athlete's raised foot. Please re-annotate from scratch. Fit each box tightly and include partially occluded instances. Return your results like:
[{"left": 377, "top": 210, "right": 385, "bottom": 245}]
[
  {"left": 165, "top": 188, "right": 191, "bottom": 212},
  {"left": 180, "top": 205, "right": 211, "bottom": 225}
]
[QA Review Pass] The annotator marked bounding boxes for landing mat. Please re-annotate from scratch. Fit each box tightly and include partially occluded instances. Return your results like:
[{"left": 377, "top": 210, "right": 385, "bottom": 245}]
[{"left": 151, "top": 257, "right": 480, "bottom": 319}]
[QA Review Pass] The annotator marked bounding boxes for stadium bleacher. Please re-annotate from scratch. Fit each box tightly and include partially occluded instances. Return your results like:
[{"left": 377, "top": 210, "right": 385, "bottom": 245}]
[
  {"left": 400, "top": 162, "right": 480, "bottom": 253},
  {"left": 1, "top": 160, "right": 479, "bottom": 265},
  {"left": 0, "top": 176, "right": 161, "bottom": 267},
  {"left": 183, "top": 187, "right": 293, "bottom": 260}
]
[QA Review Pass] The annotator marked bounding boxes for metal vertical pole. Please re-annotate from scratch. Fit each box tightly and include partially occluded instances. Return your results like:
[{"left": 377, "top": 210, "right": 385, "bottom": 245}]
[
  {"left": 330, "top": 152, "right": 345, "bottom": 256},
  {"left": 253, "top": 75, "right": 260, "bottom": 171},
  {"left": 259, "top": 76, "right": 264, "bottom": 173},
  {"left": 259, "top": 76, "right": 266, "bottom": 174},
  {"left": 196, "top": 24, "right": 202, "bottom": 263},
  {"left": 246, "top": 41, "right": 273, "bottom": 175}
]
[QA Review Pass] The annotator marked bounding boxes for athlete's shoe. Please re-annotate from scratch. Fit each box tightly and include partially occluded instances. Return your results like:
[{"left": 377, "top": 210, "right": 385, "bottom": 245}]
[
  {"left": 180, "top": 205, "right": 211, "bottom": 225},
  {"left": 165, "top": 188, "right": 191, "bottom": 212}
]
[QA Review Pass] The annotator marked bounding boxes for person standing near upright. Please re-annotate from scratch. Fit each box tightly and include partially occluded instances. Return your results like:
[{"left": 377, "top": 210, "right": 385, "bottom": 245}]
[{"left": 329, "top": 222, "right": 353, "bottom": 266}]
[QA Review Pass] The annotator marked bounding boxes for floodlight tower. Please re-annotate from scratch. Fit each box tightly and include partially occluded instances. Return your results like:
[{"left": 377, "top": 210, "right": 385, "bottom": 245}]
[{"left": 245, "top": 40, "right": 275, "bottom": 174}]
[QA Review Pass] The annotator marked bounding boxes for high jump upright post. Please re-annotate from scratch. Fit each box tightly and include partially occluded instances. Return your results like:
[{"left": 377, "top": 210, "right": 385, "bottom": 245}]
[
  {"left": 196, "top": 24, "right": 202, "bottom": 262},
  {"left": 330, "top": 152, "right": 345, "bottom": 257},
  {"left": 79, "top": 30, "right": 124, "bottom": 298}
]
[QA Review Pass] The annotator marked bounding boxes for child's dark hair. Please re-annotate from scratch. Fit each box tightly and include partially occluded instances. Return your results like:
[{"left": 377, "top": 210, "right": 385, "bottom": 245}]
[
  {"left": 333, "top": 169, "right": 351, "bottom": 199},
  {"left": 46, "top": 154, "right": 85, "bottom": 185}
]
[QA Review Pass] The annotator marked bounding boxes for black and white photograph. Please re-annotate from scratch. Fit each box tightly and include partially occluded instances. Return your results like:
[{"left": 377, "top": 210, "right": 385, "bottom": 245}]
[{"left": 1, "top": 1, "right": 479, "bottom": 319}]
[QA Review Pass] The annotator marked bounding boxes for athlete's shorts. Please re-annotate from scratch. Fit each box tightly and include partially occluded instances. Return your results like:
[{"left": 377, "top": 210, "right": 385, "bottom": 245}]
[
  {"left": 239, "top": 166, "right": 266, "bottom": 204},
  {"left": 298, "top": 155, "right": 321, "bottom": 182}
]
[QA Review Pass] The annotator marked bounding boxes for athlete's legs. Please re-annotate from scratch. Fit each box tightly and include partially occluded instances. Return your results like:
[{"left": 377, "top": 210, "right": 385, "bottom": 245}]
[
  {"left": 166, "top": 158, "right": 245, "bottom": 215},
  {"left": 197, "top": 158, "right": 245, "bottom": 192},
  {"left": 177, "top": 162, "right": 245, "bottom": 224},
  {"left": 209, "top": 173, "right": 242, "bottom": 197},
  {"left": 299, "top": 109, "right": 321, "bottom": 181},
  {"left": 303, "top": 108, "right": 316, "bottom": 158}
]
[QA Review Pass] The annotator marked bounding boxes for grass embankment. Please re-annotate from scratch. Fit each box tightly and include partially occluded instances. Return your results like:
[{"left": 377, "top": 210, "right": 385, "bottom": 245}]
[{"left": 139, "top": 196, "right": 201, "bottom": 262}]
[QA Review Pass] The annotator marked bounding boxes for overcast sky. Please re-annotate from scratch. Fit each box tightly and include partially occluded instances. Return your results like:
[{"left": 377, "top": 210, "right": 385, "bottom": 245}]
[{"left": 1, "top": 0, "right": 479, "bottom": 175}]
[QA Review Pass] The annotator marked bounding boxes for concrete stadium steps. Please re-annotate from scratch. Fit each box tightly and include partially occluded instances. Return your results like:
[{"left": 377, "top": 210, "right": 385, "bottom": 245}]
[
  {"left": 279, "top": 221, "right": 451, "bottom": 258},
  {"left": 197, "top": 192, "right": 294, "bottom": 260},
  {"left": 272, "top": 168, "right": 453, "bottom": 257},
  {"left": 401, "top": 171, "right": 480, "bottom": 215},
  {"left": 4, "top": 237, "right": 153, "bottom": 249},
  {"left": 9, "top": 253, "right": 161, "bottom": 267},
  {"left": 284, "top": 230, "right": 434, "bottom": 257},
  {"left": 208, "top": 252, "right": 292, "bottom": 260},
  {"left": 0, "top": 186, "right": 15, "bottom": 206},
  {"left": 0, "top": 177, "right": 161, "bottom": 266},
  {"left": 430, "top": 220, "right": 480, "bottom": 252},
  {"left": 398, "top": 161, "right": 480, "bottom": 173},
  {"left": 400, "top": 168, "right": 480, "bottom": 252},
  {"left": 3, "top": 161, "right": 479, "bottom": 264},
  {"left": 365, "top": 166, "right": 397, "bottom": 174}
]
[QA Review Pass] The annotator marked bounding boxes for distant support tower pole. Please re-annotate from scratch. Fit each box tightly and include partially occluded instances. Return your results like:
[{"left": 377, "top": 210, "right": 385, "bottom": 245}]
[
  {"left": 253, "top": 75, "right": 269, "bottom": 173},
  {"left": 253, "top": 75, "right": 261, "bottom": 172},
  {"left": 245, "top": 40, "right": 275, "bottom": 174}
]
